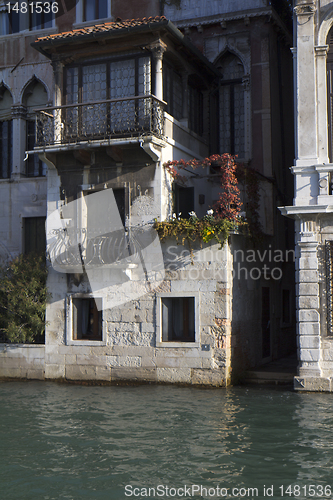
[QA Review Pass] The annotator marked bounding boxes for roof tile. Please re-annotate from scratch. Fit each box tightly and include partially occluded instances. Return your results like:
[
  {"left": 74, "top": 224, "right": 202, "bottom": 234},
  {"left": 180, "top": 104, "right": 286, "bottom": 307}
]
[{"left": 35, "top": 16, "right": 167, "bottom": 42}]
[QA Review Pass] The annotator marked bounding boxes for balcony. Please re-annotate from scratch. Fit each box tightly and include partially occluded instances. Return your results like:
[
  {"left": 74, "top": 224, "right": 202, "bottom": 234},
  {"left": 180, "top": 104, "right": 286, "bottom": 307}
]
[{"left": 35, "top": 95, "right": 165, "bottom": 148}]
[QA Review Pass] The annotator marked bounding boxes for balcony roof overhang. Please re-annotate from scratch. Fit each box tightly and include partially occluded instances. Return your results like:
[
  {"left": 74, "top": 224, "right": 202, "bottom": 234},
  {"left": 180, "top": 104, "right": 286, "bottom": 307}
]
[{"left": 32, "top": 16, "right": 219, "bottom": 80}]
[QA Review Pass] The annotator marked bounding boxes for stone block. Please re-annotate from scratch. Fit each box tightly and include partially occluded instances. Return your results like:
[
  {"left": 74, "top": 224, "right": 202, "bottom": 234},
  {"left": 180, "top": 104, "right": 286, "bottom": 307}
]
[
  {"left": 156, "top": 367, "right": 191, "bottom": 383},
  {"left": 294, "top": 376, "right": 330, "bottom": 392},
  {"left": 298, "top": 270, "right": 318, "bottom": 283},
  {"left": 76, "top": 355, "right": 107, "bottom": 366},
  {"left": 141, "top": 322, "right": 155, "bottom": 333},
  {"left": 297, "top": 283, "right": 319, "bottom": 296},
  {"left": 299, "top": 336, "right": 320, "bottom": 348},
  {"left": 111, "top": 367, "right": 157, "bottom": 382},
  {"left": 45, "top": 363, "right": 65, "bottom": 379},
  {"left": 0, "top": 368, "right": 23, "bottom": 378},
  {"left": 170, "top": 280, "right": 200, "bottom": 293},
  {"left": 154, "top": 356, "right": 181, "bottom": 368},
  {"left": 190, "top": 369, "right": 225, "bottom": 386},
  {"left": 298, "top": 309, "right": 319, "bottom": 322},
  {"left": 140, "top": 357, "right": 157, "bottom": 368},
  {"left": 45, "top": 353, "right": 65, "bottom": 365},
  {"left": 65, "top": 364, "right": 97, "bottom": 381},
  {"left": 299, "top": 296, "right": 319, "bottom": 309},
  {"left": 96, "top": 366, "right": 111, "bottom": 381},
  {"left": 299, "top": 257, "right": 318, "bottom": 270},
  {"left": 117, "top": 356, "right": 142, "bottom": 367},
  {"left": 299, "top": 322, "right": 320, "bottom": 336},
  {"left": 27, "top": 369, "right": 44, "bottom": 380},
  {"left": 299, "top": 348, "right": 320, "bottom": 362},
  {"left": 65, "top": 354, "right": 77, "bottom": 364}
]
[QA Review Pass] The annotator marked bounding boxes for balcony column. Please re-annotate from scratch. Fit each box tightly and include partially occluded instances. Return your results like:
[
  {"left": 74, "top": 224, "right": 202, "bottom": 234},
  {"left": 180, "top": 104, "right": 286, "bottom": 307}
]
[
  {"left": 51, "top": 59, "right": 64, "bottom": 144},
  {"left": 11, "top": 104, "right": 27, "bottom": 178},
  {"left": 149, "top": 40, "right": 167, "bottom": 101}
]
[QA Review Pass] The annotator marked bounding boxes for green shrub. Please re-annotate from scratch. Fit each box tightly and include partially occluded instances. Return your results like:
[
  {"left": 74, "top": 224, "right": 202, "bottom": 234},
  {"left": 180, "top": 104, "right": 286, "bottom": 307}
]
[{"left": 0, "top": 254, "right": 49, "bottom": 344}]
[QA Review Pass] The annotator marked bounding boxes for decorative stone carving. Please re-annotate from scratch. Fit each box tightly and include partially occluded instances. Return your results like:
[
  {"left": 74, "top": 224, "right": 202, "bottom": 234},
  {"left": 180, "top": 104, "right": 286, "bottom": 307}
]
[
  {"left": 294, "top": 4, "right": 316, "bottom": 16},
  {"left": 11, "top": 104, "right": 27, "bottom": 119},
  {"left": 315, "top": 45, "right": 329, "bottom": 57},
  {"left": 242, "top": 75, "right": 250, "bottom": 91},
  {"left": 148, "top": 40, "right": 167, "bottom": 61}
]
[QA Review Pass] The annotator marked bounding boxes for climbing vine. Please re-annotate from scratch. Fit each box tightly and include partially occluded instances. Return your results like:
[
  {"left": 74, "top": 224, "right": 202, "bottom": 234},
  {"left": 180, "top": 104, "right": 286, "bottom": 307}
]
[{"left": 156, "top": 153, "right": 262, "bottom": 247}]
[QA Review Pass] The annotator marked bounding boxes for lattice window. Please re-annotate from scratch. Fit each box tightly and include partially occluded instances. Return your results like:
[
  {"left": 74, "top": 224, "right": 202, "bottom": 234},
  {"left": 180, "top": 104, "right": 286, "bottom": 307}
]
[{"left": 217, "top": 52, "right": 245, "bottom": 158}]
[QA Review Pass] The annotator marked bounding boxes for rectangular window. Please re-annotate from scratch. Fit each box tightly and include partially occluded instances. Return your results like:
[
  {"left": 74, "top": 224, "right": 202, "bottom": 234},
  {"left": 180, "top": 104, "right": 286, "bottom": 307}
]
[
  {"left": 72, "top": 298, "right": 102, "bottom": 341},
  {"left": 188, "top": 85, "right": 203, "bottom": 136},
  {"left": 0, "top": 3, "right": 54, "bottom": 34},
  {"left": 23, "top": 217, "right": 46, "bottom": 255},
  {"left": 161, "top": 297, "right": 195, "bottom": 342},
  {"left": 163, "top": 64, "right": 183, "bottom": 122},
  {"left": 84, "top": 0, "right": 108, "bottom": 21},
  {"left": 0, "top": 120, "right": 12, "bottom": 179}
]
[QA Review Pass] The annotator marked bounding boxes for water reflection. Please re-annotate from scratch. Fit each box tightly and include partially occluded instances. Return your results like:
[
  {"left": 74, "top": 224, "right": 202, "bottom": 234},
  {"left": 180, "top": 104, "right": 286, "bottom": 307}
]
[{"left": 1, "top": 383, "right": 333, "bottom": 499}]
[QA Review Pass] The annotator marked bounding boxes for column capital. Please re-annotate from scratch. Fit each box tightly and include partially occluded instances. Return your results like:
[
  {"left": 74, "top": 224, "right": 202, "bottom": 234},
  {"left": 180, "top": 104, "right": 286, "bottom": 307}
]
[
  {"left": 149, "top": 40, "right": 167, "bottom": 60},
  {"left": 11, "top": 104, "right": 27, "bottom": 119},
  {"left": 315, "top": 45, "right": 329, "bottom": 57}
]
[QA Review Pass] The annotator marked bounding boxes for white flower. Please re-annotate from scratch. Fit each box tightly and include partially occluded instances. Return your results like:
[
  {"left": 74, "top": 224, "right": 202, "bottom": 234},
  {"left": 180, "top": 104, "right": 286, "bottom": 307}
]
[
  {"left": 207, "top": 209, "right": 214, "bottom": 216},
  {"left": 172, "top": 213, "right": 177, "bottom": 219},
  {"left": 189, "top": 211, "right": 197, "bottom": 217}
]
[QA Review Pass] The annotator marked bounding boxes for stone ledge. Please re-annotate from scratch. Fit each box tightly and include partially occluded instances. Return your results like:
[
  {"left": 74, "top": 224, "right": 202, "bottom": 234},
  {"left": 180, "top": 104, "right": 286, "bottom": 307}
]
[{"left": 294, "top": 376, "right": 331, "bottom": 392}]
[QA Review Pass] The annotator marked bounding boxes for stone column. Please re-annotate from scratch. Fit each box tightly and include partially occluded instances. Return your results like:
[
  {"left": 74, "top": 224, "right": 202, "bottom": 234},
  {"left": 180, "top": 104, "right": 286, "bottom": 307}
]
[
  {"left": 315, "top": 45, "right": 330, "bottom": 164},
  {"left": 51, "top": 59, "right": 64, "bottom": 144},
  {"left": 11, "top": 104, "right": 27, "bottom": 178},
  {"left": 295, "top": 219, "right": 322, "bottom": 388},
  {"left": 149, "top": 40, "right": 167, "bottom": 101},
  {"left": 294, "top": 2, "right": 317, "bottom": 166}
]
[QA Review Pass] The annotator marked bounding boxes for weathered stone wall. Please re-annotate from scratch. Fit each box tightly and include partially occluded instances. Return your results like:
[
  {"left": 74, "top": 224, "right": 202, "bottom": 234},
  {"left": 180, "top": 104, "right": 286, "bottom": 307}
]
[
  {"left": 0, "top": 345, "right": 45, "bottom": 380},
  {"left": 42, "top": 239, "right": 233, "bottom": 386}
]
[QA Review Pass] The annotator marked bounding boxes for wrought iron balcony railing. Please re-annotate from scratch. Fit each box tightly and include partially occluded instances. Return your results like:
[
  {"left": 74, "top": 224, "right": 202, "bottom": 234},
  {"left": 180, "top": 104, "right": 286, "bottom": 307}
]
[{"left": 35, "top": 95, "right": 165, "bottom": 147}]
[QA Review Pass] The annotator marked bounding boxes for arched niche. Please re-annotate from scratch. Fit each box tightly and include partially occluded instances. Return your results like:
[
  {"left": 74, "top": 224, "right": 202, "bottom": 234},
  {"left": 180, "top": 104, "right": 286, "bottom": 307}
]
[{"left": 22, "top": 78, "right": 48, "bottom": 177}]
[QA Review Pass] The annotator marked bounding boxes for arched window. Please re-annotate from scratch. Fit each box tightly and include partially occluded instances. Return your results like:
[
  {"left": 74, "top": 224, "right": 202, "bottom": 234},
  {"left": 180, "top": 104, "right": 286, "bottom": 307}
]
[
  {"left": 327, "top": 28, "right": 333, "bottom": 162},
  {"left": 23, "top": 79, "right": 48, "bottom": 177},
  {"left": 0, "top": 85, "right": 13, "bottom": 179},
  {"left": 216, "top": 52, "right": 245, "bottom": 158}
]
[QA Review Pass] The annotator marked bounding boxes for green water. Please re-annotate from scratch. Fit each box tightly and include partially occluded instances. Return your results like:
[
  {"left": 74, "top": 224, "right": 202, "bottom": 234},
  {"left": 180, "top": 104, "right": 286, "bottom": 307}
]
[{"left": 1, "top": 382, "right": 333, "bottom": 500}]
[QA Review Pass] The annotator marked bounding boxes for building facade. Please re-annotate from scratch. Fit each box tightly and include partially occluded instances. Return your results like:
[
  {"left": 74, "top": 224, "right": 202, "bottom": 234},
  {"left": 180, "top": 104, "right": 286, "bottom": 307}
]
[
  {"left": 0, "top": 0, "right": 295, "bottom": 385},
  {"left": 281, "top": 0, "right": 333, "bottom": 392}
]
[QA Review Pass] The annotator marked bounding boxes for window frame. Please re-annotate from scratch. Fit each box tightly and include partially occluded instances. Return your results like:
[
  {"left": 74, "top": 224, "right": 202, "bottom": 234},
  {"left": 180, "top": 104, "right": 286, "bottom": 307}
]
[
  {"left": 0, "top": 119, "right": 12, "bottom": 179},
  {"left": 156, "top": 292, "right": 200, "bottom": 348},
  {"left": 0, "top": 2, "right": 55, "bottom": 35},
  {"left": 75, "top": 0, "right": 111, "bottom": 25},
  {"left": 66, "top": 293, "right": 106, "bottom": 346}
]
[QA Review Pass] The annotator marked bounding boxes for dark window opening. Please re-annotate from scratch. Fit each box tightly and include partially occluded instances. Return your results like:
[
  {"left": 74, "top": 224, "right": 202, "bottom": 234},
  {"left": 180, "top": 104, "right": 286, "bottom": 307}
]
[
  {"left": 282, "top": 289, "right": 291, "bottom": 324},
  {"left": 0, "top": 120, "right": 12, "bottom": 179},
  {"left": 188, "top": 85, "right": 203, "bottom": 136},
  {"left": 113, "top": 188, "right": 126, "bottom": 226},
  {"left": 162, "top": 297, "right": 195, "bottom": 342},
  {"left": 174, "top": 186, "right": 194, "bottom": 219},
  {"left": 72, "top": 298, "right": 102, "bottom": 341},
  {"left": 24, "top": 217, "right": 46, "bottom": 255},
  {"left": 261, "top": 286, "right": 271, "bottom": 359}
]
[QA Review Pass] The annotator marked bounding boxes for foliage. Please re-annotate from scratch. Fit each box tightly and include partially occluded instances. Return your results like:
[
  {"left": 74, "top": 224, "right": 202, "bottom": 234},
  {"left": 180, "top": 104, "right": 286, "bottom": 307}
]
[
  {"left": 165, "top": 154, "right": 242, "bottom": 221},
  {"left": 154, "top": 211, "right": 242, "bottom": 249},
  {"left": 0, "top": 254, "right": 49, "bottom": 344}
]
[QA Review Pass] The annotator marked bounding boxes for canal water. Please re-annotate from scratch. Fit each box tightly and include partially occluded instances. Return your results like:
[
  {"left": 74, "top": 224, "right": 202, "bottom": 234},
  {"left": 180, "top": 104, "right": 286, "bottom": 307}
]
[{"left": 1, "top": 382, "right": 333, "bottom": 500}]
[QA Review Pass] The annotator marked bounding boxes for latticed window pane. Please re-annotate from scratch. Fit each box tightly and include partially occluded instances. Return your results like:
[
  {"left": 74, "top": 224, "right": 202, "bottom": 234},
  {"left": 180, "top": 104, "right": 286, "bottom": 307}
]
[
  {"left": 163, "top": 65, "right": 183, "bottom": 121},
  {"left": 217, "top": 52, "right": 245, "bottom": 157},
  {"left": 82, "top": 63, "right": 107, "bottom": 136},
  {"left": 65, "top": 67, "right": 79, "bottom": 138},
  {"left": 110, "top": 59, "right": 136, "bottom": 132}
]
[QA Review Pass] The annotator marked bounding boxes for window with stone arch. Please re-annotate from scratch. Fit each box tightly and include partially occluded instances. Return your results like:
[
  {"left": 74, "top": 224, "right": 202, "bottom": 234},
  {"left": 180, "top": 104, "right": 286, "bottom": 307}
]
[
  {"left": 216, "top": 52, "right": 245, "bottom": 158},
  {"left": 327, "top": 27, "right": 333, "bottom": 162},
  {"left": 22, "top": 78, "right": 48, "bottom": 177}
]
